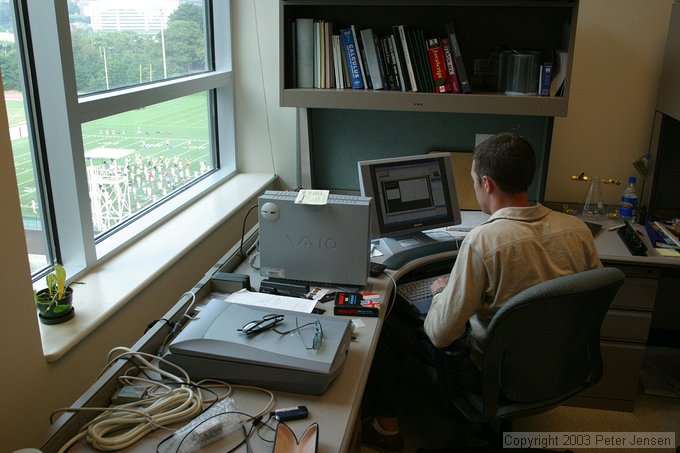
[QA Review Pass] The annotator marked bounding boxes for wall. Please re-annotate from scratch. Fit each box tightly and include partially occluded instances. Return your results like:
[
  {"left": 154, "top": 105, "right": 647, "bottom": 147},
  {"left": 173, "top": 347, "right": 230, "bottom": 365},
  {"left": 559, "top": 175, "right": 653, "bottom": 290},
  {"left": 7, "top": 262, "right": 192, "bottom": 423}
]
[
  {"left": 546, "top": 0, "right": 674, "bottom": 206},
  {"left": 0, "top": 70, "right": 48, "bottom": 451},
  {"left": 0, "top": 1, "right": 672, "bottom": 450},
  {"left": 0, "top": 0, "right": 297, "bottom": 450},
  {"left": 233, "top": 0, "right": 299, "bottom": 189}
]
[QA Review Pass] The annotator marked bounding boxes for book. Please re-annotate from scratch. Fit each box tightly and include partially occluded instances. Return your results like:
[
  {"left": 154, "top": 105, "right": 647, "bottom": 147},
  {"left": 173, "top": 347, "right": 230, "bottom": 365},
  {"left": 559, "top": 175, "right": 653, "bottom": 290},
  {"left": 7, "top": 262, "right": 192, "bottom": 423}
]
[
  {"left": 427, "top": 38, "right": 452, "bottom": 93},
  {"left": 440, "top": 37, "right": 461, "bottom": 93},
  {"left": 387, "top": 34, "right": 406, "bottom": 91},
  {"left": 360, "top": 28, "right": 385, "bottom": 90},
  {"left": 373, "top": 32, "right": 390, "bottom": 89},
  {"left": 379, "top": 36, "right": 399, "bottom": 90},
  {"left": 295, "top": 18, "right": 314, "bottom": 88},
  {"left": 650, "top": 221, "right": 680, "bottom": 248},
  {"left": 324, "top": 21, "right": 334, "bottom": 89},
  {"left": 313, "top": 20, "right": 321, "bottom": 88},
  {"left": 396, "top": 25, "right": 418, "bottom": 91},
  {"left": 538, "top": 61, "right": 553, "bottom": 96},
  {"left": 444, "top": 20, "right": 471, "bottom": 93},
  {"left": 550, "top": 49, "right": 568, "bottom": 96},
  {"left": 410, "top": 28, "right": 434, "bottom": 93},
  {"left": 332, "top": 34, "right": 345, "bottom": 90},
  {"left": 339, "top": 27, "right": 365, "bottom": 89},
  {"left": 391, "top": 27, "right": 411, "bottom": 91},
  {"left": 350, "top": 25, "right": 369, "bottom": 89},
  {"left": 334, "top": 291, "right": 381, "bottom": 317}
]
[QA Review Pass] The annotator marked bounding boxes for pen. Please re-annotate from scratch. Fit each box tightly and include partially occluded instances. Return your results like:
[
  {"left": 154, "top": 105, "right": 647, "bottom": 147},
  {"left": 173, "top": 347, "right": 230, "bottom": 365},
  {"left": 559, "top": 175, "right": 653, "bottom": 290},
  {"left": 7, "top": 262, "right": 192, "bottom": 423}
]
[{"left": 608, "top": 224, "right": 626, "bottom": 231}]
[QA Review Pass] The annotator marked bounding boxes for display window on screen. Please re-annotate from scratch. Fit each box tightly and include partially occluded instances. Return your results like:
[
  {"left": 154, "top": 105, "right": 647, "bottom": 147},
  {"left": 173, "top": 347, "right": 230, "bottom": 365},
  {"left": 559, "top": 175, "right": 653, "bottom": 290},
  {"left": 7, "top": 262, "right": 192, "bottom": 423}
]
[{"left": 375, "top": 162, "right": 448, "bottom": 226}]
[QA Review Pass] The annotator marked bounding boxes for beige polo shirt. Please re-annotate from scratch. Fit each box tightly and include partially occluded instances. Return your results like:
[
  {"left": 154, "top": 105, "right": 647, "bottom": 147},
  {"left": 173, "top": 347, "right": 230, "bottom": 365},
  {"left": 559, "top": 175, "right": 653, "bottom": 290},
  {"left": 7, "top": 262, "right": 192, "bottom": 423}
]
[{"left": 424, "top": 204, "right": 603, "bottom": 364}]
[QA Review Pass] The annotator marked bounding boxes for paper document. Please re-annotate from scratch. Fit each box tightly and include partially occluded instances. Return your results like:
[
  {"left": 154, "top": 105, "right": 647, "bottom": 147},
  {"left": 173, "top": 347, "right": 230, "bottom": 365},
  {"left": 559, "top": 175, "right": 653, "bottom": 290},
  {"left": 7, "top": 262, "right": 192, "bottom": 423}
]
[
  {"left": 225, "top": 289, "right": 317, "bottom": 313},
  {"left": 656, "top": 248, "right": 680, "bottom": 257},
  {"left": 295, "top": 189, "right": 329, "bottom": 205}
]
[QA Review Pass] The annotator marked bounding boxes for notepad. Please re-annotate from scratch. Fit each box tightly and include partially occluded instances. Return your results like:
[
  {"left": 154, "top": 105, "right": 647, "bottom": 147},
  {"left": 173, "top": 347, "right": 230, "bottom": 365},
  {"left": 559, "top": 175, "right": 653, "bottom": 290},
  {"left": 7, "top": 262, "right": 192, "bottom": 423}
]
[{"left": 225, "top": 289, "right": 317, "bottom": 313}]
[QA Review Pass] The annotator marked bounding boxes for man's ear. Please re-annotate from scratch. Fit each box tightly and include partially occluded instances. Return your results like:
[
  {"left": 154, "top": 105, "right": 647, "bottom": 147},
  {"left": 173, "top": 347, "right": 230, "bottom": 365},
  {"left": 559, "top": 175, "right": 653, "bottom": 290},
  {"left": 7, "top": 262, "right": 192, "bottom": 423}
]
[{"left": 482, "top": 175, "right": 495, "bottom": 193}]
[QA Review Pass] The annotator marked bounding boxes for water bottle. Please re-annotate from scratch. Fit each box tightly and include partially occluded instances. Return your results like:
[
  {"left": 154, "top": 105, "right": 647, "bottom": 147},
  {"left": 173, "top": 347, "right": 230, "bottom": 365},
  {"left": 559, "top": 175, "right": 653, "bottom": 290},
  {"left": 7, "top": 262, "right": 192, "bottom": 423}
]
[{"left": 619, "top": 176, "right": 638, "bottom": 222}]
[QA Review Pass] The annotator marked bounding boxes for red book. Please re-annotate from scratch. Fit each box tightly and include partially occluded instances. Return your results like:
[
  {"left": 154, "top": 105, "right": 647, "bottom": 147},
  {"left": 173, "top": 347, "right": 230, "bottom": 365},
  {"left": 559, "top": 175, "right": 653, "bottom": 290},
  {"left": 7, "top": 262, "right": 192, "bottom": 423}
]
[
  {"left": 427, "top": 38, "right": 452, "bottom": 93},
  {"left": 440, "top": 37, "right": 461, "bottom": 93}
]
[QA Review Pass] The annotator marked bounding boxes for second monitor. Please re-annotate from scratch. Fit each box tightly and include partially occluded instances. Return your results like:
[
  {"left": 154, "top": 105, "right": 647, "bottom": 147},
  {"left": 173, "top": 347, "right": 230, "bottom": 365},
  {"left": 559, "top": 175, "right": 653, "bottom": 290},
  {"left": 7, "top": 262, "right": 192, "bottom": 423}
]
[{"left": 358, "top": 153, "right": 462, "bottom": 265}]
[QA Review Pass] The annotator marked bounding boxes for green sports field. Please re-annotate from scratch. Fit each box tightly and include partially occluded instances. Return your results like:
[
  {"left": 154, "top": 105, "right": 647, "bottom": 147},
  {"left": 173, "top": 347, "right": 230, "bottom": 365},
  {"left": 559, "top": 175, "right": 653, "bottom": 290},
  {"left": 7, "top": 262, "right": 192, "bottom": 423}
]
[{"left": 9, "top": 92, "right": 213, "bottom": 227}]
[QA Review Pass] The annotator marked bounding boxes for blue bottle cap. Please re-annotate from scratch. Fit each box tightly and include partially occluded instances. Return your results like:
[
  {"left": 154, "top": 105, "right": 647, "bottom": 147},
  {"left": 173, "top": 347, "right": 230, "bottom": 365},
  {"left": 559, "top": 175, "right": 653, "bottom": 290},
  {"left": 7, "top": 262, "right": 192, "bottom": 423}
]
[{"left": 628, "top": 176, "right": 636, "bottom": 183}]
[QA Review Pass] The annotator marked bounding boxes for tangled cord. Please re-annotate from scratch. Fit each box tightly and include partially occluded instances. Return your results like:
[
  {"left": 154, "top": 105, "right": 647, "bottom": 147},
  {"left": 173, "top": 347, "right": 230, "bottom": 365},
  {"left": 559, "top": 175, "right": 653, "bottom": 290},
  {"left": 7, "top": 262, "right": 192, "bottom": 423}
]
[
  {"left": 53, "top": 347, "right": 277, "bottom": 452},
  {"left": 54, "top": 347, "right": 206, "bottom": 452}
]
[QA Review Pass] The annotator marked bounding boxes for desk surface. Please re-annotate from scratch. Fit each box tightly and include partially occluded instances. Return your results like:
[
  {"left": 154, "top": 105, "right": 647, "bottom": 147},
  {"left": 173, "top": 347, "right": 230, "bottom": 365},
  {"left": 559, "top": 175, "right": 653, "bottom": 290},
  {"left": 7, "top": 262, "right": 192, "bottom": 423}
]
[
  {"left": 225, "top": 256, "right": 390, "bottom": 452},
  {"left": 44, "top": 211, "right": 680, "bottom": 453},
  {"left": 591, "top": 219, "right": 680, "bottom": 266},
  {"left": 52, "top": 239, "right": 395, "bottom": 453}
]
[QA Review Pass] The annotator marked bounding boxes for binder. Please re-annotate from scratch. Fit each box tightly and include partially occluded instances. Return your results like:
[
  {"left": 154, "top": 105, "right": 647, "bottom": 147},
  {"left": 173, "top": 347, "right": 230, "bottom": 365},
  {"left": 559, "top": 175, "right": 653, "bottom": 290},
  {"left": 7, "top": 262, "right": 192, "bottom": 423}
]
[{"left": 644, "top": 221, "right": 680, "bottom": 249}]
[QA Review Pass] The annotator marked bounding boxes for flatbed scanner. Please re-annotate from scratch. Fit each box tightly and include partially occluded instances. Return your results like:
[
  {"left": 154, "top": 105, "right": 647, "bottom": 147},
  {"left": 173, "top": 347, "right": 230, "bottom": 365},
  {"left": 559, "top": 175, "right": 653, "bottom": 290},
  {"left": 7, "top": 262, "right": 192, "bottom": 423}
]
[{"left": 161, "top": 299, "right": 352, "bottom": 395}]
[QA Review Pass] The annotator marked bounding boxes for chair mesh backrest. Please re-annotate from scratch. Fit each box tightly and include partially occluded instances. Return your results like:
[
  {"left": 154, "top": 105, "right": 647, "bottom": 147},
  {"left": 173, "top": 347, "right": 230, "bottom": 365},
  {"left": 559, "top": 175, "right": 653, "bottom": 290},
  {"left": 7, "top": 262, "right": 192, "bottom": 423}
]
[{"left": 480, "top": 267, "right": 625, "bottom": 403}]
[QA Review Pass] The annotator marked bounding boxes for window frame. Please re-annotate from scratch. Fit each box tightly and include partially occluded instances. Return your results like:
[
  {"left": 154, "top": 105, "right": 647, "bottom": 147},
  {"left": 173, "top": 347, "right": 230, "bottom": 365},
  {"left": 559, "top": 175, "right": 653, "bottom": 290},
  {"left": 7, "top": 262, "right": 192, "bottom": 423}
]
[{"left": 25, "top": 0, "right": 234, "bottom": 280}]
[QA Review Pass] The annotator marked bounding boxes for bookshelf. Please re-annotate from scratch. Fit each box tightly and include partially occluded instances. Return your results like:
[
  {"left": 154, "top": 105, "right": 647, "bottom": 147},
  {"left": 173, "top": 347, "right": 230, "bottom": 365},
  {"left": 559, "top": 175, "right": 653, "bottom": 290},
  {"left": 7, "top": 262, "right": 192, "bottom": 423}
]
[{"left": 280, "top": 0, "right": 578, "bottom": 116}]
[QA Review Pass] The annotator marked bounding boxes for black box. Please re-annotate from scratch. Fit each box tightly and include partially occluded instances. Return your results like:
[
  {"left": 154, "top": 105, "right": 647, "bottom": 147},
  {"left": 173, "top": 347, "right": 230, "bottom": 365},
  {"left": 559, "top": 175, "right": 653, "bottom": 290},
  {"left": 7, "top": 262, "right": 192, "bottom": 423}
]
[{"left": 211, "top": 272, "right": 251, "bottom": 293}]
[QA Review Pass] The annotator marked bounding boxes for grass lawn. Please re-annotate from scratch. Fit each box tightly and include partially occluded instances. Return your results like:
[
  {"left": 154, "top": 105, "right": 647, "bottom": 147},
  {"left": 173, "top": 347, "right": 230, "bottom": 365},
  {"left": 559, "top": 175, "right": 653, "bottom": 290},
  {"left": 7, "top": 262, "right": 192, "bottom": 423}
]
[{"left": 9, "top": 93, "right": 214, "bottom": 225}]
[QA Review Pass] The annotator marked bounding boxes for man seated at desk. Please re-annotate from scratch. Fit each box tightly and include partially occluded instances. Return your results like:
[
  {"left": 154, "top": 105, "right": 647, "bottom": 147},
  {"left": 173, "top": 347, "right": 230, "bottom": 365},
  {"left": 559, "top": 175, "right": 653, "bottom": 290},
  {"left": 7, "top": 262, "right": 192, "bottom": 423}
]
[{"left": 361, "top": 132, "right": 603, "bottom": 451}]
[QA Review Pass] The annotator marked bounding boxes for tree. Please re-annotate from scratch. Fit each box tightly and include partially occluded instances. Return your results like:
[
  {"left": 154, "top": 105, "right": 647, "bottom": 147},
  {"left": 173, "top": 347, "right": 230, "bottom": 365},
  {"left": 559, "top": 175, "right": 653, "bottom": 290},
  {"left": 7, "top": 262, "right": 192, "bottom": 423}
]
[
  {"left": 163, "top": 20, "right": 204, "bottom": 76},
  {"left": 71, "top": 30, "right": 105, "bottom": 93},
  {"left": 0, "top": 41, "right": 20, "bottom": 91},
  {"left": 68, "top": 0, "right": 90, "bottom": 26},
  {"left": 169, "top": 3, "right": 205, "bottom": 32}
]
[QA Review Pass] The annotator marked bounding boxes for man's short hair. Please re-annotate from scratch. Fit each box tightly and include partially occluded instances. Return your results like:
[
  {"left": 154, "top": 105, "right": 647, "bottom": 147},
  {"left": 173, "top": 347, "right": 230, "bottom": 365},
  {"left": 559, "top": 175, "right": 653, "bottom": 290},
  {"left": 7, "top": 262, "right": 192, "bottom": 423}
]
[{"left": 472, "top": 132, "right": 536, "bottom": 194}]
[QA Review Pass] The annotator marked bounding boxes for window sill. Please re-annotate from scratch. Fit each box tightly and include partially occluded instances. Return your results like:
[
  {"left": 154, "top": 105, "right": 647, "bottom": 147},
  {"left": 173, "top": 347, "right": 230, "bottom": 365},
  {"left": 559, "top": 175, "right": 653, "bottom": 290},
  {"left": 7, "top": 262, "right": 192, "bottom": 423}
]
[{"left": 39, "top": 172, "right": 275, "bottom": 362}]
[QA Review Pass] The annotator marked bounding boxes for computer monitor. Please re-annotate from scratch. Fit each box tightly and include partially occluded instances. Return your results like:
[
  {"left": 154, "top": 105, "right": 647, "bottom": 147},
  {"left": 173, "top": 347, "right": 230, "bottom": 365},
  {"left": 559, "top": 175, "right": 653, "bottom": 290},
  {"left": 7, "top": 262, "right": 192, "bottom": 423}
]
[{"left": 357, "top": 153, "right": 462, "bottom": 259}]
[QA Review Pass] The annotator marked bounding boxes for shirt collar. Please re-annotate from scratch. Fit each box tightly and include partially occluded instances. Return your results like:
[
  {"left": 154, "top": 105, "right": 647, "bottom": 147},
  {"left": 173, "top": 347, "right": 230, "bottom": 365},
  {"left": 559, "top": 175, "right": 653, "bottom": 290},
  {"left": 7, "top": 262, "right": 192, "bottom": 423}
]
[{"left": 484, "top": 203, "right": 552, "bottom": 224}]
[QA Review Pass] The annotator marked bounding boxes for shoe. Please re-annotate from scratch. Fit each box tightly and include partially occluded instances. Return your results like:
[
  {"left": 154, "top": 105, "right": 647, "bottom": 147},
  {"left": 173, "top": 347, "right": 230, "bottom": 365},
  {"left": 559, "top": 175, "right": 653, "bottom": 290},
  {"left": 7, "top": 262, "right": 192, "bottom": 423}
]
[{"left": 361, "top": 417, "right": 404, "bottom": 452}]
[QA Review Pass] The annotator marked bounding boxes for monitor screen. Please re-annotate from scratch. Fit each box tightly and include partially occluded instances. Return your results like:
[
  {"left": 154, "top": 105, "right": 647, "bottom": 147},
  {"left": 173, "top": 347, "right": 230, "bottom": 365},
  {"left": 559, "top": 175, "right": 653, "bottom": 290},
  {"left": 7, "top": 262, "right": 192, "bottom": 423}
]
[{"left": 357, "top": 153, "right": 462, "bottom": 240}]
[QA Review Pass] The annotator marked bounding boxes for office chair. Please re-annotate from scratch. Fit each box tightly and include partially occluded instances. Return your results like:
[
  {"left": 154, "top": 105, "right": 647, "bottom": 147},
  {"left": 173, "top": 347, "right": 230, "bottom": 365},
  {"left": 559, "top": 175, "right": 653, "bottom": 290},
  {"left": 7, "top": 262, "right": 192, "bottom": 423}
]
[{"left": 435, "top": 267, "right": 626, "bottom": 451}]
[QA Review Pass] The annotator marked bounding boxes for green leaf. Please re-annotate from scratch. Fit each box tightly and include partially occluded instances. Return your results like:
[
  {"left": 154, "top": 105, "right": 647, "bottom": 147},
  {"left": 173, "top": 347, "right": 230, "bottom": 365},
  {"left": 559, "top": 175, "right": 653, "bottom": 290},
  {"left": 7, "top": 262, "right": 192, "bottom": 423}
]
[
  {"left": 53, "top": 265, "right": 66, "bottom": 299},
  {"left": 53, "top": 303, "right": 70, "bottom": 314},
  {"left": 46, "top": 274, "right": 57, "bottom": 296}
]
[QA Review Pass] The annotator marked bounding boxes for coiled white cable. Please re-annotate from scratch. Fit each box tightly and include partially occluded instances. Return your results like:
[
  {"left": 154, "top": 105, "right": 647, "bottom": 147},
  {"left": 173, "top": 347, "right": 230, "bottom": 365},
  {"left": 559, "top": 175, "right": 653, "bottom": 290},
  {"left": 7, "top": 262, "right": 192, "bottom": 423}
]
[{"left": 54, "top": 347, "right": 204, "bottom": 452}]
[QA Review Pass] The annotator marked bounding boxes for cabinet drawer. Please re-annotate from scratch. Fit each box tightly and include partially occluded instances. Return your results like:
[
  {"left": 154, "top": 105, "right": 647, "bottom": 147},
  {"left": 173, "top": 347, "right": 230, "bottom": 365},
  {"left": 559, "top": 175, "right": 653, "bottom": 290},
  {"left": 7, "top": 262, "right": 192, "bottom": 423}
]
[
  {"left": 579, "top": 341, "right": 646, "bottom": 402},
  {"left": 610, "top": 276, "right": 658, "bottom": 311},
  {"left": 601, "top": 309, "right": 652, "bottom": 342}
]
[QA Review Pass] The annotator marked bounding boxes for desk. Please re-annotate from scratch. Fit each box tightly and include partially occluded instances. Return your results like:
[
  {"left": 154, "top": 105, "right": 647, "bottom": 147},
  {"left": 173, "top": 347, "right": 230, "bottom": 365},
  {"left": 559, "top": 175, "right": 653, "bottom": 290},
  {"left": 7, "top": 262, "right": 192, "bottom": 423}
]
[
  {"left": 41, "top": 212, "right": 680, "bottom": 452},
  {"left": 41, "top": 225, "right": 395, "bottom": 453},
  {"left": 570, "top": 218, "right": 680, "bottom": 411}
]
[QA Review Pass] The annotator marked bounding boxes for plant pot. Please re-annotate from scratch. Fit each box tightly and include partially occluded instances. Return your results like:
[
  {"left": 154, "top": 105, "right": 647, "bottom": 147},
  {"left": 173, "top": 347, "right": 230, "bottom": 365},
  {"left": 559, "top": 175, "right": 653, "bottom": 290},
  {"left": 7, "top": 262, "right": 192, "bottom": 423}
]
[{"left": 35, "top": 287, "right": 75, "bottom": 325}]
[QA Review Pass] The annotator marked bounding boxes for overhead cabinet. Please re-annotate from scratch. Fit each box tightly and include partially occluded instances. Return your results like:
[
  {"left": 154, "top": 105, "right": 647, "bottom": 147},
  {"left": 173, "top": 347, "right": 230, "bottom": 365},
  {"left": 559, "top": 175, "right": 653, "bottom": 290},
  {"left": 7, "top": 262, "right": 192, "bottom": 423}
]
[{"left": 280, "top": 0, "right": 579, "bottom": 116}]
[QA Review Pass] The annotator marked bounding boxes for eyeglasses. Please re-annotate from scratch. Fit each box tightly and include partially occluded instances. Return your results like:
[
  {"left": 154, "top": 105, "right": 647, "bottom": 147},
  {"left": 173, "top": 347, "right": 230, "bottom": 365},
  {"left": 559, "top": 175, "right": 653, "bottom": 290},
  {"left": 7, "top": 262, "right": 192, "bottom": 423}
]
[
  {"left": 273, "top": 317, "right": 324, "bottom": 351},
  {"left": 298, "top": 318, "right": 323, "bottom": 351},
  {"left": 238, "top": 313, "right": 285, "bottom": 336}
]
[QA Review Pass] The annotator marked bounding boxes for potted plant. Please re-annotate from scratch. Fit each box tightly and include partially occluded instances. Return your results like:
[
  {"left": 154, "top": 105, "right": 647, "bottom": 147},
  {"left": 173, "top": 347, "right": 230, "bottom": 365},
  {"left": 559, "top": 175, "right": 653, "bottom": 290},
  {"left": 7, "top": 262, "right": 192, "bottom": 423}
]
[{"left": 34, "top": 265, "right": 83, "bottom": 325}]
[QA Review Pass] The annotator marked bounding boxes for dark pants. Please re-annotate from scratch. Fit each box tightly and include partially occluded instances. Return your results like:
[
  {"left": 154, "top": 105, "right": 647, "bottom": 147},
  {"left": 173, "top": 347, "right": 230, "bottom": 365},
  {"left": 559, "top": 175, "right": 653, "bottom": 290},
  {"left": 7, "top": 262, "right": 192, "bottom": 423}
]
[{"left": 363, "top": 306, "right": 481, "bottom": 418}]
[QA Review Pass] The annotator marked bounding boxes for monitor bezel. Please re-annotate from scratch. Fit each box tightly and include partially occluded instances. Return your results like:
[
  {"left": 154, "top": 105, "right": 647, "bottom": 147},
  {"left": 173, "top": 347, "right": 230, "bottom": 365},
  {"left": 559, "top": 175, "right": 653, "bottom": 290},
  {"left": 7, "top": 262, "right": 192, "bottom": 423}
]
[{"left": 357, "top": 153, "right": 462, "bottom": 239}]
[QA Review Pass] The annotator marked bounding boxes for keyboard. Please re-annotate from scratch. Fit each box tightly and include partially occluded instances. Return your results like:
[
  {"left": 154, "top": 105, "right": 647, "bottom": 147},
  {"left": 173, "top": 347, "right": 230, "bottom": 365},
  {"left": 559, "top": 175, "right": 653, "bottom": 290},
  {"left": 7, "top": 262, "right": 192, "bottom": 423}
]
[
  {"left": 369, "top": 262, "right": 387, "bottom": 277},
  {"left": 397, "top": 274, "right": 448, "bottom": 315},
  {"left": 617, "top": 221, "right": 648, "bottom": 256}
]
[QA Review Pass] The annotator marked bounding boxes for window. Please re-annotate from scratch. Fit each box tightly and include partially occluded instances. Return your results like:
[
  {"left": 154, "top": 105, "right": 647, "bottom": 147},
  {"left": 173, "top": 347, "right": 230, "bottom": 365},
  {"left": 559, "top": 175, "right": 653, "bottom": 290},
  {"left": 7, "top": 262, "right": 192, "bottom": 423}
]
[
  {"left": 9, "top": 0, "right": 234, "bottom": 279},
  {"left": 1, "top": 0, "right": 54, "bottom": 275}
]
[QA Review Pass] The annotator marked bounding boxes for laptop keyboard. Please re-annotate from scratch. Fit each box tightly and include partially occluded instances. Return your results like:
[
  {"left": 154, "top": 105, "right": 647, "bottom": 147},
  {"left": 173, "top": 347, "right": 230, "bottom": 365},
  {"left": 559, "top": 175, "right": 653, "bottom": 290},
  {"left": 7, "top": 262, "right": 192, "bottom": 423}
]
[{"left": 397, "top": 274, "right": 448, "bottom": 314}]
